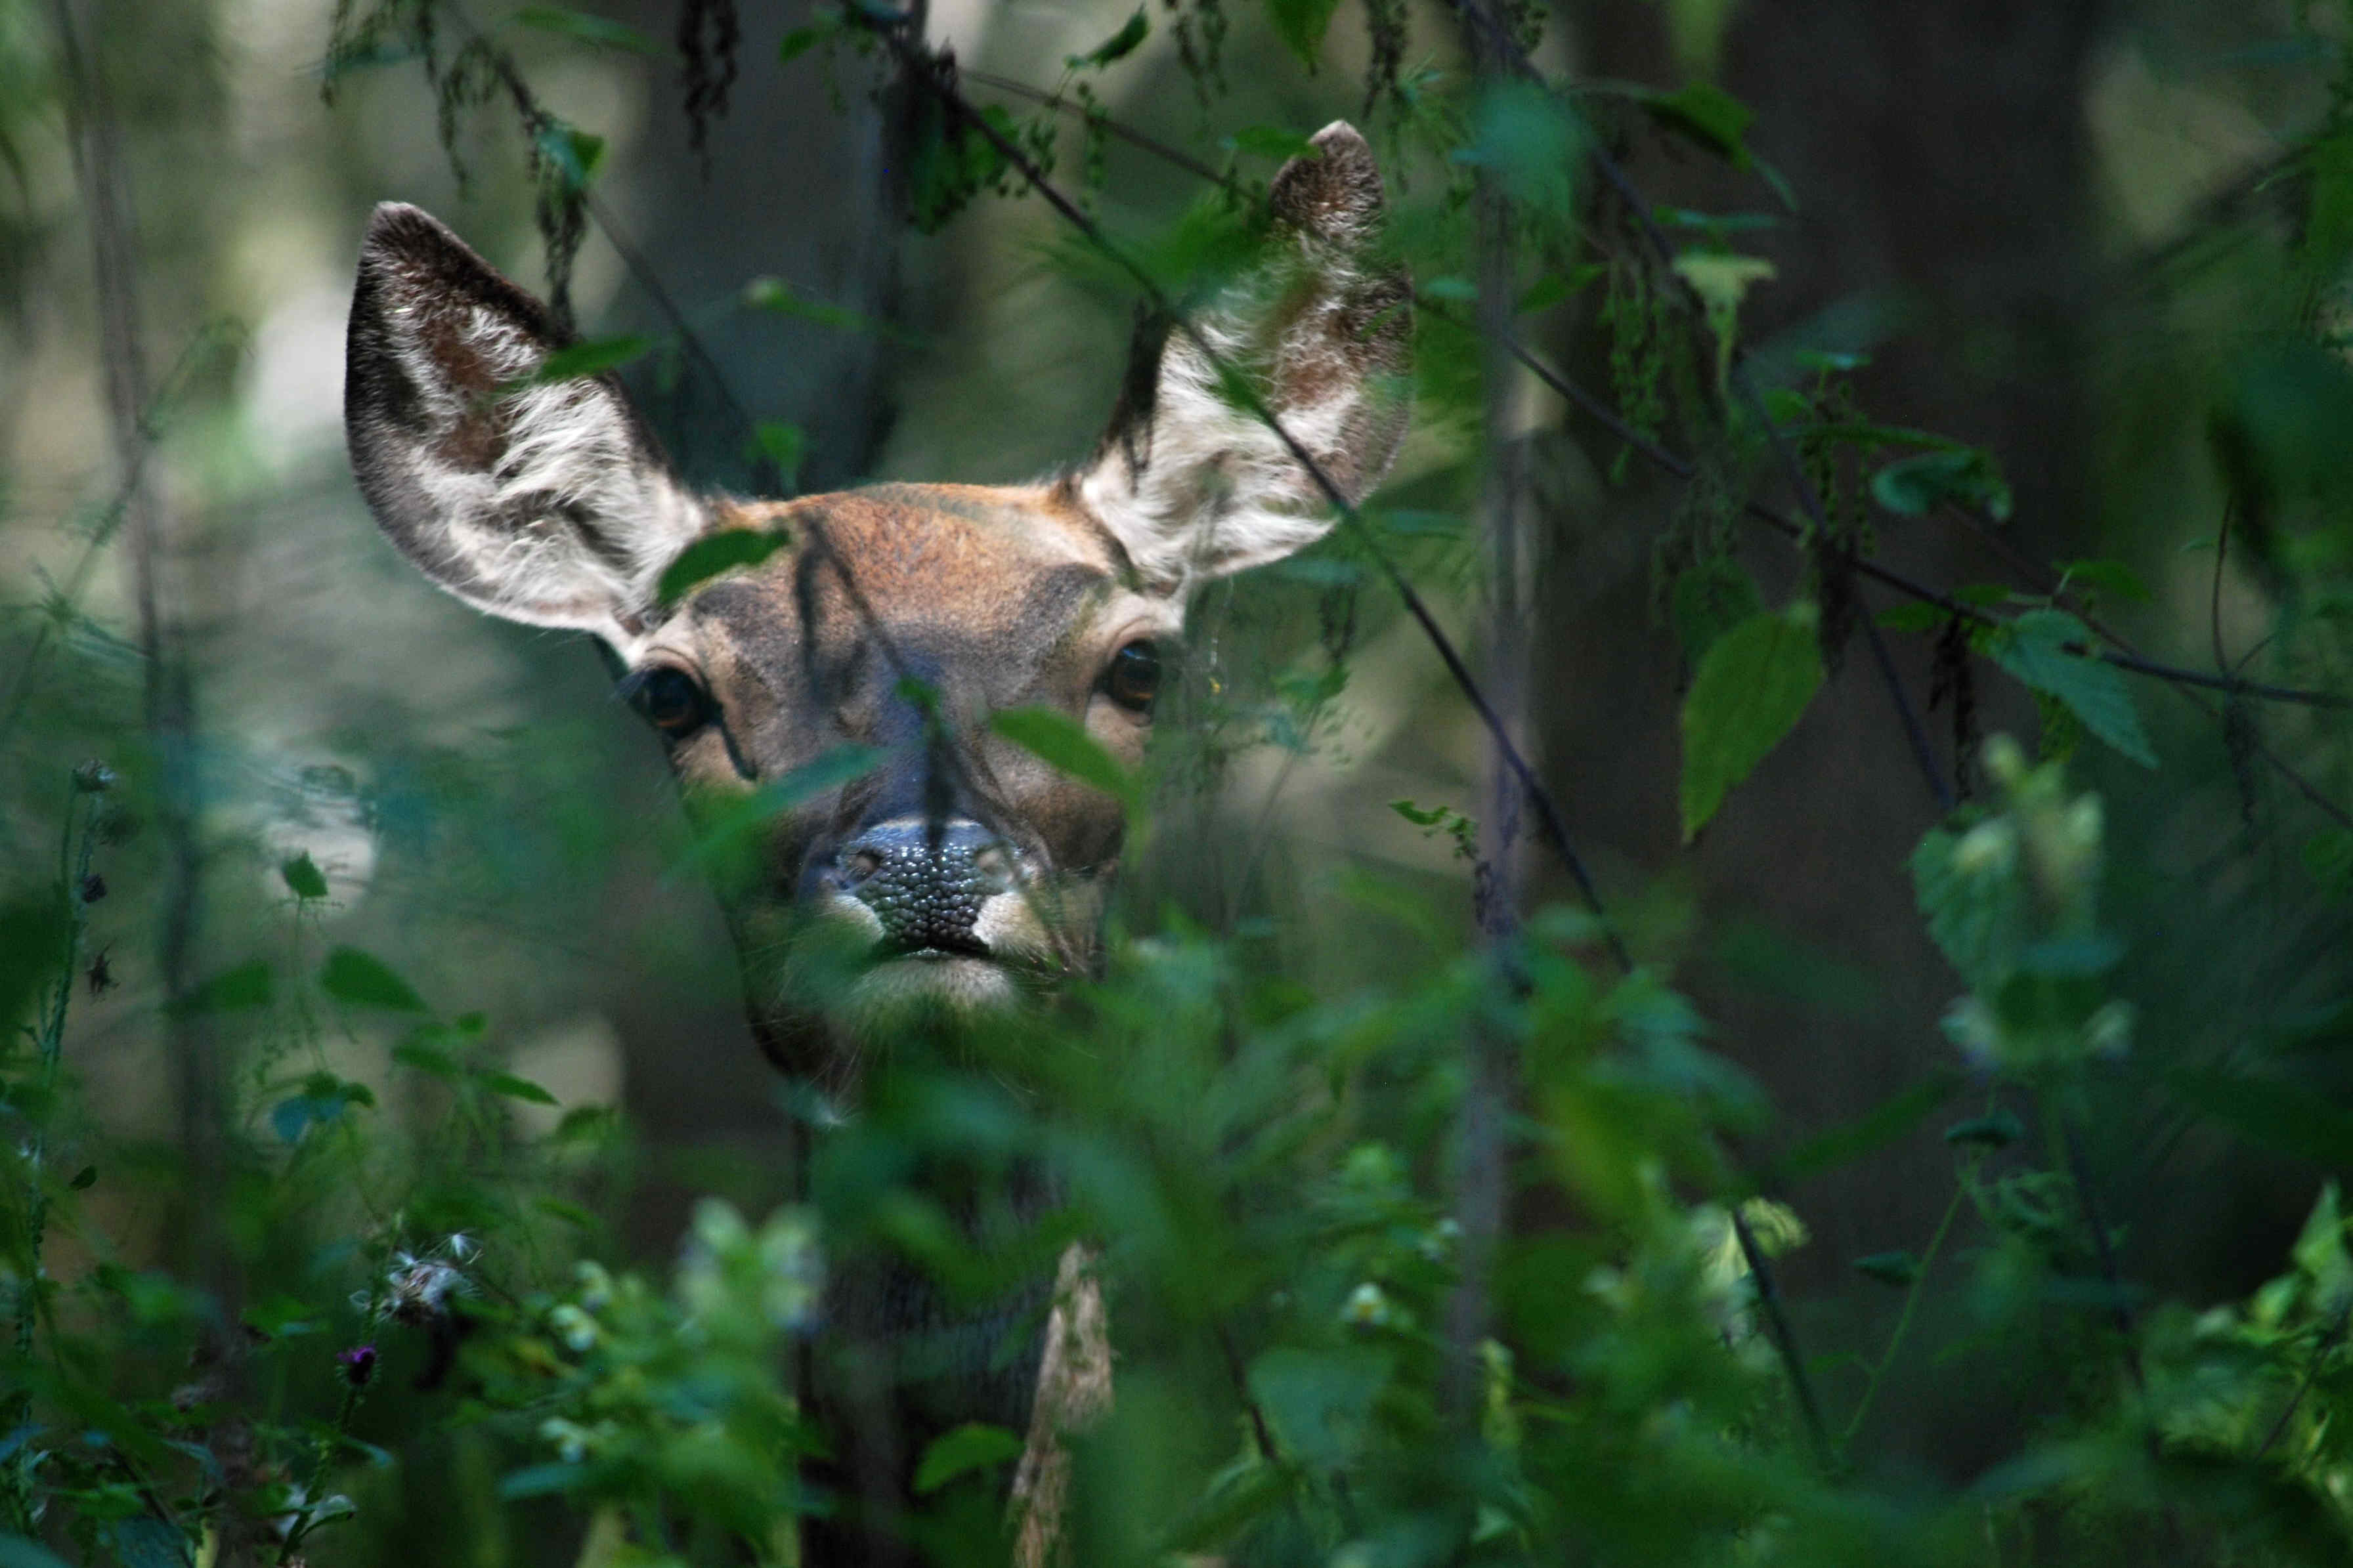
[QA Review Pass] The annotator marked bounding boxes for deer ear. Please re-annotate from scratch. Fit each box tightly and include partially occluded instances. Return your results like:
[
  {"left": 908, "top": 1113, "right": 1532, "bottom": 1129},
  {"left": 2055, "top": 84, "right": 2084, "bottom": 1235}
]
[
  {"left": 343, "top": 203, "right": 705, "bottom": 641},
  {"left": 1074, "top": 122, "right": 1412, "bottom": 592}
]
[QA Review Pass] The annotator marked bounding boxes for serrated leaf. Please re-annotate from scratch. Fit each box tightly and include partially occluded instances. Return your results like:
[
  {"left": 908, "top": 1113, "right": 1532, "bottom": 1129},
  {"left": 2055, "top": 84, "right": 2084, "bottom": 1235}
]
[
  {"left": 1642, "top": 81, "right": 1754, "bottom": 164},
  {"left": 913, "top": 1423, "right": 1023, "bottom": 1494},
  {"left": 320, "top": 947, "right": 427, "bottom": 1013},
  {"left": 514, "top": 5, "right": 668, "bottom": 54},
  {"left": 1854, "top": 1250, "right": 1921, "bottom": 1286},
  {"left": 1670, "top": 557, "right": 1763, "bottom": 663},
  {"left": 1264, "top": 0, "right": 1344, "bottom": 66},
  {"left": 280, "top": 852, "right": 328, "bottom": 900},
  {"left": 1679, "top": 606, "right": 1825, "bottom": 839},
  {"left": 1989, "top": 610, "right": 2155, "bottom": 767},
  {"left": 989, "top": 707, "right": 1137, "bottom": 809},
  {"left": 1067, "top": 9, "right": 1148, "bottom": 67},
  {"left": 480, "top": 1070, "right": 560, "bottom": 1107},
  {"left": 656, "top": 528, "right": 792, "bottom": 607},
  {"left": 1870, "top": 448, "right": 2013, "bottom": 522}
]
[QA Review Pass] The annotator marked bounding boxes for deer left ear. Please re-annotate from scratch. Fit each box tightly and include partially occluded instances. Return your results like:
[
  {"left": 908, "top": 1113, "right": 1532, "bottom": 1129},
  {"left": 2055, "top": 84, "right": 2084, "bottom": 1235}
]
[{"left": 1073, "top": 121, "right": 1414, "bottom": 593}]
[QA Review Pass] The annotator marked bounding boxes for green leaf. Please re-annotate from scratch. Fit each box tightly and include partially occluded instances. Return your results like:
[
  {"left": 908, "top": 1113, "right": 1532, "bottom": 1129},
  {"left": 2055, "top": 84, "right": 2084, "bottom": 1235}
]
[
  {"left": 989, "top": 707, "right": 1138, "bottom": 809},
  {"left": 676, "top": 746, "right": 887, "bottom": 874},
  {"left": 514, "top": 5, "right": 668, "bottom": 54},
  {"left": 1227, "top": 125, "right": 1318, "bottom": 163},
  {"left": 913, "top": 1423, "right": 1023, "bottom": 1494},
  {"left": 748, "top": 423, "right": 806, "bottom": 490},
  {"left": 519, "top": 335, "right": 653, "bottom": 389},
  {"left": 1854, "top": 1250, "right": 1921, "bottom": 1286},
  {"left": 171, "top": 958, "right": 273, "bottom": 1017},
  {"left": 1679, "top": 605, "right": 1826, "bottom": 839},
  {"left": 656, "top": 528, "right": 793, "bottom": 607},
  {"left": 1642, "top": 82, "right": 1755, "bottom": 165},
  {"left": 1989, "top": 610, "right": 2155, "bottom": 767},
  {"left": 779, "top": 14, "right": 840, "bottom": 62},
  {"left": 1945, "top": 1110, "right": 2025, "bottom": 1149},
  {"left": 1870, "top": 448, "right": 2013, "bottom": 522},
  {"left": 2056, "top": 558, "right": 2151, "bottom": 605},
  {"left": 280, "top": 852, "right": 328, "bottom": 901},
  {"left": 68, "top": 1165, "right": 95, "bottom": 1190},
  {"left": 479, "top": 1070, "right": 560, "bottom": 1107},
  {"left": 1264, "top": 0, "right": 1344, "bottom": 66},
  {"left": 320, "top": 947, "right": 428, "bottom": 1013},
  {"left": 1067, "top": 9, "right": 1148, "bottom": 67},
  {"left": 1876, "top": 603, "right": 1949, "bottom": 634},
  {"left": 1670, "top": 557, "right": 1763, "bottom": 663},
  {"left": 0, "top": 894, "right": 66, "bottom": 1038}
]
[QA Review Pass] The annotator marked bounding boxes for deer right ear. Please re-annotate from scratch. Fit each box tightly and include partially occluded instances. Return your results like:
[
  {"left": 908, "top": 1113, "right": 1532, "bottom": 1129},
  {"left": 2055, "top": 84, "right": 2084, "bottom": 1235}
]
[
  {"left": 1073, "top": 122, "right": 1413, "bottom": 593},
  {"left": 344, "top": 203, "right": 706, "bottom": 643}
]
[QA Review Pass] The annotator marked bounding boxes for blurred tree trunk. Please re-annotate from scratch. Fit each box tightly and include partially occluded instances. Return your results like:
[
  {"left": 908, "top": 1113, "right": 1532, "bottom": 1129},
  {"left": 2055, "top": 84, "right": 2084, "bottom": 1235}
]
[{"left": 1555, "top": 0, "right": 2102, "bottom": 1473}]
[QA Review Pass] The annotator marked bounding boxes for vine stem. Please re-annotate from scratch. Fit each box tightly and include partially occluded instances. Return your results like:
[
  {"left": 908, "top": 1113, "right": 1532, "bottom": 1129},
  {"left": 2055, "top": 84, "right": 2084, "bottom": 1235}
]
[{"left": 1836, "top": 1178, "right": 1966, "bottom": 1460}]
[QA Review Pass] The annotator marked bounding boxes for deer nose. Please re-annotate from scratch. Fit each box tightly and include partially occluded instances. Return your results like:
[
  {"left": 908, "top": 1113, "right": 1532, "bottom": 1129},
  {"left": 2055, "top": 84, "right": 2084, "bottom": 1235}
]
[{"left": 832, "top": 818, "right": 1020, "bottom": 955}]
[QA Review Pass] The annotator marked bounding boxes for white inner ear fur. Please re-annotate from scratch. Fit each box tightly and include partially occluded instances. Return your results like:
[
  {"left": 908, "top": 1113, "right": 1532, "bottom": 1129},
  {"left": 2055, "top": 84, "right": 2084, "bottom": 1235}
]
[
  {"left": 391, "top": 301, "right": 703, "bottom": 645},
  {"left": 1075, "top": 304, "right": 1359, "bottom": 594}
]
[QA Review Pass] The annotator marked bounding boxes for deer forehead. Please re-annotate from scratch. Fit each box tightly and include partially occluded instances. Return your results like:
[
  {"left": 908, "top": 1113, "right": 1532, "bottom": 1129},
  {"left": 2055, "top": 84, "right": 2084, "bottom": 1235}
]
[{"left": 643, "top": 482, "right": 1178, "bottom": 717}]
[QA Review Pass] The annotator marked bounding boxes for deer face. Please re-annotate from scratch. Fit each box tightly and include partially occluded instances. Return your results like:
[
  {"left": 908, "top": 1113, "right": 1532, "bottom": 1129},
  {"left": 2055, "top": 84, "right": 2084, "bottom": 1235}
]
[{"left": 342, "top": 125, "right": 1410, "bottom": 1085}]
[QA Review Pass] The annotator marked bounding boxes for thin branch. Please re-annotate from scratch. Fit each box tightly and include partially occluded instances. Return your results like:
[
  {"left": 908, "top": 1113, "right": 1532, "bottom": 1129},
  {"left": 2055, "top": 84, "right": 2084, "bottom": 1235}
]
[
  {"left": 1732, "top": 1206, "right": 1833, "bottom": 1471},
  {"left": 875, "top": 24, "right": 1637, "bottom": 971}
]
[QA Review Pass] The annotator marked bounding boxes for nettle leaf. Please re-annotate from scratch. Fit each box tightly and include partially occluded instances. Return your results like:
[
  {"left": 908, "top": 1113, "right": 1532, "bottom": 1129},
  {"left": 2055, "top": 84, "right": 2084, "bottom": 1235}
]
[
  {"left": 513, "top": 5, "right": 668, "bottom": 54},
  {"left": 479, "top": 1070, "right": 559, "bottom": 1107},
  {"left": 280, "top": 852, "right": 328, "bottom": 901},
  {"left": 1068, "top": 9, "right": 1148, "bottom": 68},
  {"left": 1854, "top": 1250, "right": 1921, "bottom": 1286},
  {"left": 1870, "top": 447, "right": 2014, "bottom": 522},
  {"left": 1989, "top": 610, "right": 2155, "bottom": 768},
  {"left": 678, "top": 745, "right": 886, "bottom": 875},
  {"left": 1642, "top": 81, "right": 1755, "bottom": 165},
  {"left": 1265, "top": 0, "right": 1345, "bottom": 66},
  {"left": 320, "top": 947, "right": 428, "bottom": 1013},
  {"left": 657, "top": 527, "right": 793, "bottom": 608},
  {"left": 1227, "top": 125, "right": 1319, "bottom": 163},
  {"left": 1945, "top": 1109, "right": 2025, "bottom": 1149},
  {"left": 990, "top": 707, "right": 1138, "bottom": 810},
  {"left": 1679, "top": 605, "right": 1826, "bottom": 840},
  {"left": 913, "top": 1423, "right": 1023, "bottom": 1494}
]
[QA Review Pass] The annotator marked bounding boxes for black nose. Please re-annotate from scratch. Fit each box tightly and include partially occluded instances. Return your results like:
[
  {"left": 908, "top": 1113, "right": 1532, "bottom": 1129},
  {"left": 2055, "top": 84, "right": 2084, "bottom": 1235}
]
[{"left": 832, "top": 818, "right": 1018, "bottom": 954}]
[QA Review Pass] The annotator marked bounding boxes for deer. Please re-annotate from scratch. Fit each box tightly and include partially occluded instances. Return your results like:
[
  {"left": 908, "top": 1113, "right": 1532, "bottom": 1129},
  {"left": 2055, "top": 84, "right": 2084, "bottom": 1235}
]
[{"left": 341, "top": 121, "right": 1411, "bottom": 1565}]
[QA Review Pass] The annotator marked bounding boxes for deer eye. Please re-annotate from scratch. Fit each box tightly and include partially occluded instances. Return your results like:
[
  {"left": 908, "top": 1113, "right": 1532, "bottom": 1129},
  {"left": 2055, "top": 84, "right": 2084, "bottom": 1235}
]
[
  {"left": 1104, "top": 641, "right": 1162, "bottom": 715},
  {"left": 624, "top": 666, "right": 711, "bottom": 738}
]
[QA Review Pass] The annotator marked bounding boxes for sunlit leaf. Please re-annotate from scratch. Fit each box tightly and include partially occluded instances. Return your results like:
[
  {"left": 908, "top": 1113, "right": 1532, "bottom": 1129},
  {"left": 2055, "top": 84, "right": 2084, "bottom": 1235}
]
[
  {"left": 657, "top": 527, "right": 793, "bottom": 607},
  {"left": 989, "top": 707, "right": 1138, "bottom": 810}
]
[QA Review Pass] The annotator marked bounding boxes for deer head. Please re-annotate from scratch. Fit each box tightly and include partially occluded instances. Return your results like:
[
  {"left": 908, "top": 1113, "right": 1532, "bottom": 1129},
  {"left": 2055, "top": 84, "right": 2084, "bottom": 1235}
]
[{"left": 343, "top": 123, "right": 1411, "bottom": 1090}]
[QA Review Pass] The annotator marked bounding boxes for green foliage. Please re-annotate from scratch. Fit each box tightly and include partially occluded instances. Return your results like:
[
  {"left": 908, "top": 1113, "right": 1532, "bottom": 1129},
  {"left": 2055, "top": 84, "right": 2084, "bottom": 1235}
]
[{"left": 1679, "top": 601, "right": 1825, "bottom": 839}]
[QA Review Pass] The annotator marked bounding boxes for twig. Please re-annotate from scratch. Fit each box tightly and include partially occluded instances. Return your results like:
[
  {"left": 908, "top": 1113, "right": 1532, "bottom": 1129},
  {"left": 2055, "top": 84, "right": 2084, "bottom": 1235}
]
[
  {"left": 1837, "top": 1180, "right": 1966, "bottom": 1459},
  {"left": 876, "top": 24, "right": 1637, "bottom": 972},
  {"left": 1732, "top": 1206, "right": 1833, "bottom": 1471}
]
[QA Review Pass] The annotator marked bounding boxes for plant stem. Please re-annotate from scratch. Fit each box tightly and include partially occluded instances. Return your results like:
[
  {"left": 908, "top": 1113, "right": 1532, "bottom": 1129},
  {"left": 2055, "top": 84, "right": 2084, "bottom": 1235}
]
[{"left": 1838, "top": 1179, "right": 1966, "bottom": 1461}]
